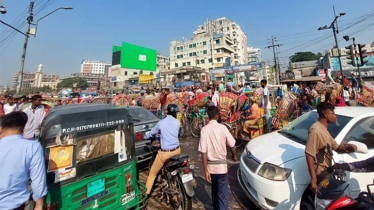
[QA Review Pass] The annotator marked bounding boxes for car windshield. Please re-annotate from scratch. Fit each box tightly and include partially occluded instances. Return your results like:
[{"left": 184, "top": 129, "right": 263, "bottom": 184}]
[
  {"left": 279, "top": 111, "right": 352, "bottom": 145},
  {"left": 128, "top": 108, "right": 158, "bottom": 122}
]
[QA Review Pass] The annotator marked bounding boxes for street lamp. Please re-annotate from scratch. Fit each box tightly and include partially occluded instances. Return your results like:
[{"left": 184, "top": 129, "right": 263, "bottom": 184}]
[
  {"left": 0, "top": 5, "right": 6, "bottom": 14},
  {"left": 317, "top": 10, "right": 345, "bottom": 92},
  {"left": 16, "top": 6, "right": 73, "bottom": 95},
  {"left": 31, "top": 7, "right": 73, "bottom": 37}
]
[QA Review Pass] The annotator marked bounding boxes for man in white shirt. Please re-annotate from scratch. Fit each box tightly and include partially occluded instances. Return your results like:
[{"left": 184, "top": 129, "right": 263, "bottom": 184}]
[
  {"left": 3, "top": 97, "right": 17, "bottom": 114},
  {"left": 211, "top": 88, "right": 219, "bottom": 107},
  {"left": 261, "top": 79, "right": 272, "bottom": 132},
  {"left": 343, "top": 87, "right": 351, "bottom": 106},
  {"left": 22, "top": 95, "right": 45, "bottom": 140}
]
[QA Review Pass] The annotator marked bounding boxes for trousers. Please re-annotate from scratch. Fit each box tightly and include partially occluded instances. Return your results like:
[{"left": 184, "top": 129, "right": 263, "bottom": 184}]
[
  {"left": 211, "top": 173, "right": 229, "bottom": 210},
  {"left": 146, "top": 147, "right": 181, "bottom": 194}
]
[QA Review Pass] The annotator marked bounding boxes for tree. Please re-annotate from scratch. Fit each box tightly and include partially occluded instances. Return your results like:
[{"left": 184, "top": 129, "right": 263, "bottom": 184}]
[
  {"left": 20, "top": 86, "right": 53, "bottom": 95},
  {"left": 289, "top": 52, "right": 322, "bottom": 63},
  {"left": 56, "top": 77, "right": 88, "bottom": 90}
]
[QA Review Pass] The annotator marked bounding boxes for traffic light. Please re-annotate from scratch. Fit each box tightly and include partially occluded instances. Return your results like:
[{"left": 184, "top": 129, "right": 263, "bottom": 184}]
[
  {"left": 345, "top": 45, "right": 356, "bottom": 67},
  {"left": 358, "top": 44, "right": 368, "bottom": 66}
]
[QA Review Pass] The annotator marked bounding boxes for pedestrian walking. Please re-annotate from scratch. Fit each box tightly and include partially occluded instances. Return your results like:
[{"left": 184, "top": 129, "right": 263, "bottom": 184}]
[
  {"left": 199, "top": 106, "right": 237, "bottom": 210},
  {"left": 22, "top": 95, "right": 45, "bottom": 140},
  {"left": 0, "top": 111, "right": 47, "bottom": 210},
  {"left": 159, "top": 88, "right": 168, "bottom": 118},
  {"left": 343, "top": 87, "right": 351, "bottom": 106}
]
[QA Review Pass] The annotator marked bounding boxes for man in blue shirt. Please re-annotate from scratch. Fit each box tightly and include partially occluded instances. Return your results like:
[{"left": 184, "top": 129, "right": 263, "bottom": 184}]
[
  {"left": 0, "top": 112, "right": 47, "bottom": 210},
  {"left": 145, "top": 104, "right": 181, "bottom": 195}
]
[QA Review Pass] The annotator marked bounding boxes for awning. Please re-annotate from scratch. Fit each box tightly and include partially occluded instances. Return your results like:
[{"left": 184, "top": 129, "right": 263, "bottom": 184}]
[
  {"left": 301, "top": 76, "right": 322, "bottom": 82},
  {"left": 281, "top": 79, "right": 301, "bottom": 83}
]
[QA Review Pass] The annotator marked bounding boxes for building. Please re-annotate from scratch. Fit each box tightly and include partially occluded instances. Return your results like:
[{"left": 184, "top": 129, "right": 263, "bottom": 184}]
[
  {"left": 169, "top": 17, "right": 248, "bottom": 72},
  {"left": 321, "top": 42, "right": 374, "bottom": 81},
  {"left": 11, "top": 64, "right": 60, "bottom": 90},
  {"left": 70, "top": 73, "right": 103, "bottom": 87},
  {"left": 247, "top": 47, "right": 262, "bottom": 63},
  {"left": 110, "top": 42, "right": 165, "bottom": 88},
  {"left": 170, "top": 33, "right": 235, "bottom": 72},
  {"left": 194, "top": 17, "right": 248, "bottom": 65},
  {"left": 80, "top": 60, "right": 111, "bottom": 75}
]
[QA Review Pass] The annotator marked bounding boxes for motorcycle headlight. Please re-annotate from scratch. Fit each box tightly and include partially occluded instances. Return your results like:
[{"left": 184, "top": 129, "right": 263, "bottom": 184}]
[{"left": 257, "top": 163, "right": 292, "bottom": 181}]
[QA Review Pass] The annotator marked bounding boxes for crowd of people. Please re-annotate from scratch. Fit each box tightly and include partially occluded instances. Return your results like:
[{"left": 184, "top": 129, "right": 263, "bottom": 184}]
[{"left": 0, "top": 94, "right": 47, "bottom": 209}]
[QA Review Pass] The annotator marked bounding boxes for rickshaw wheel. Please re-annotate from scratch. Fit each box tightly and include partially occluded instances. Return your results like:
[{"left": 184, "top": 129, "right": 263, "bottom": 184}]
[{"left": 190, "top": 117, "right": 201, "bottom": 138}]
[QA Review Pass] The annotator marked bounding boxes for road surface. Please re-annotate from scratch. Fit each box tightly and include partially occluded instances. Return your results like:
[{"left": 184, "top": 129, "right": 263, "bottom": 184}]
[{"left": 138, "top": 134, "right": 260, "bottom": 210}]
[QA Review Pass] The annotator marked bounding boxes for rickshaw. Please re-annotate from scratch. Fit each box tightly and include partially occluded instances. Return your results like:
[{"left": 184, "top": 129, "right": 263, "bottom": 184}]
[{"left": 41, "top": 104, "right": 147, "bottom": 210}]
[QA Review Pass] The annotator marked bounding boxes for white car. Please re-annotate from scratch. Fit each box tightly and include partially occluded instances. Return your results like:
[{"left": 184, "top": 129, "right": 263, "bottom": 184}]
[{"left": 238, "top": 107, "right": 374, "bottom": 210}]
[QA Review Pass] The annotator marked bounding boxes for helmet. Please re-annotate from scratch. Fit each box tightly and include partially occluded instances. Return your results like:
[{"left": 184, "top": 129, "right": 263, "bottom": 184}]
[{"left": 167, "top": 104, "right": 180, "bottom": 118}]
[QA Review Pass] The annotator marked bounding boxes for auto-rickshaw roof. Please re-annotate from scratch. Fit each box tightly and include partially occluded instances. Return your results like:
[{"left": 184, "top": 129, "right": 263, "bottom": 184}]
[{"left": 42, "top": 104, "right": 133, "bottom": 139}]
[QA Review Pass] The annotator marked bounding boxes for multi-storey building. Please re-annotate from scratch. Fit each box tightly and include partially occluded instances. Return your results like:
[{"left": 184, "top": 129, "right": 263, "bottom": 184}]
[
  {"left": 170, "top": 34, "right": 235, "bottom": 70},
  {"left": 169, "top": 17, "right": 248, "bottom": 73},
  {"left": 110, "top": 54, "right": 169, "bottom": 88},
  {"left": 80, "top": 60, "right": 111, "bottom": 75},
  {"left": 194, "top": 17, "right": 248, "bottom": 65},
  {"left": 247, "top": 47, "right": 262, "bottom": 63},
  {"left": 11, "top": 64, "right": 60, "bottom": 90}
]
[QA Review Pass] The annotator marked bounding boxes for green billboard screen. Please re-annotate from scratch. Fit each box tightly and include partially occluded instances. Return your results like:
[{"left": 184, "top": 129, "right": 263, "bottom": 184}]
[{"left": 118, "top": 42, "right": 157, "bottom": 71}]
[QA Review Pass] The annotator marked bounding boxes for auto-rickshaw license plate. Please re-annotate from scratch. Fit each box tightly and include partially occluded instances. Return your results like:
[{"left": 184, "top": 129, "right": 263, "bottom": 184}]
[
  {"left": 87, "top": 178, "right": 105, "bottom": 197},
  {"left": 181, "top": 173, "right": 193, "bottom": 183}
]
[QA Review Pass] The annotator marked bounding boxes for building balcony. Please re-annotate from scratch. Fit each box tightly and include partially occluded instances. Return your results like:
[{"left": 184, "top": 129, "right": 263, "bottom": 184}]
[
  {"left": 214, "top": 53, "right": 232, "bottom": 59},
  {"left": 214, "top": 44, "right": 234, "bottom": 53}
]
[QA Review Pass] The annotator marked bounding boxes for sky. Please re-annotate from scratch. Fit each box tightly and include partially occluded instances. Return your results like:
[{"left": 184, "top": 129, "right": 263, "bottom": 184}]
[{"left": 0, "top": 0, "right": 373, "bottom": 86}]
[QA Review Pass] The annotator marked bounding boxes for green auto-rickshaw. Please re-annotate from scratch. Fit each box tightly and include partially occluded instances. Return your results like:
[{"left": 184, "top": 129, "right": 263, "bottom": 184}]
[{"left": 41, "top": 104, "right": 147, "bottom": 209}]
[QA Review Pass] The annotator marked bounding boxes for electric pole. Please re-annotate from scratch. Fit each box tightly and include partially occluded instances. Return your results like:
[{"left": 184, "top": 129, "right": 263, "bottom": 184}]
[
  {"left": 266, "top": 36, "right": 282, "bottom": 85},
  {"left": 16, "top": 1, "right": 34, "bottom": 95}
]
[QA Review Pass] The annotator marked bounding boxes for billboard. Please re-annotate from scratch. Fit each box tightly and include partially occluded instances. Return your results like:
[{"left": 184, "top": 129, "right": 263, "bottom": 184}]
[{"left": 113, "top": 42, "right": 157, "bottom": 71}]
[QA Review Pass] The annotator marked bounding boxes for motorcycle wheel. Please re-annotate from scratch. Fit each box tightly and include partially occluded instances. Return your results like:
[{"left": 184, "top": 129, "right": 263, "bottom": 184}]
[
  {"left": 170, "top": 176, "right": 192, "bottom": 210},
  {"left": 190, "top": 117, "right": 201, "bottom": 138}
]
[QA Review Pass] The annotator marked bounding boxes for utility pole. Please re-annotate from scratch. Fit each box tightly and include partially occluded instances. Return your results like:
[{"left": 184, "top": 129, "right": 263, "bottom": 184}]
[
  {"left": 266, "top": 36, "right": 282, "bottom": 85},
  {"left": 16, "top": 1, "right": 34, "bottom": 95},
  {"left": 318, "top": 6, "right": 345, "bottom": 95}
]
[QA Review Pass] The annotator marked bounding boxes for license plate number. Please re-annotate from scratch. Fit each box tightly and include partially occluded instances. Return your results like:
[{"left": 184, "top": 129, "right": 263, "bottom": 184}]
[
  {"left": 181, "top": 173, "right": 193, "bottom": 183},
  {"left": 122, "top": 191, "right": 135, "bottom": 205},
  {"left": 87, "top": 178, "right": 105, "bottom": 198}
]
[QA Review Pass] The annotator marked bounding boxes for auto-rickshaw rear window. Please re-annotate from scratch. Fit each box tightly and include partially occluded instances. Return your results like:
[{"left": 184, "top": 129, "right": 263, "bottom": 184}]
[{"left": 41, "top": 105, "right": 135, "bottom": 185}]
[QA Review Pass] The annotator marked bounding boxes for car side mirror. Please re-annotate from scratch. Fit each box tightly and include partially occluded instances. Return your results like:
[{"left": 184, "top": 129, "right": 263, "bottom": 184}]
[{"left": 349, "top": 141, "right": 368, "bottom": 154}]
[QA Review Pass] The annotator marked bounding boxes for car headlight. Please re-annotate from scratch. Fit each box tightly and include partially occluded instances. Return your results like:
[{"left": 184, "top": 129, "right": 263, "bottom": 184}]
[{"left": 257, "top": 163, "right": 292, "bottom": 181}]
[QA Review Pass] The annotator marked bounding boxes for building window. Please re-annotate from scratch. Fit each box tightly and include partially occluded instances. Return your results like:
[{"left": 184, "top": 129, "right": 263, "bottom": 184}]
[
  {"left": 208, "top": 58, "right": 213, "bottom": 63},
  {"left": 175, "top": 63, "right": 179, "bottom": 67},
  {"left": 189, "top": 44, "right": 192, "bottom": 48},
  {"left": 134, "top": 72, "right": 138, "bottom": 75},
  {"left": 201, "top": 59, "right": 205, "bottom": 64},
  {"left": 196, "top": 60, "right": 200, "bottom": 64},
  {"left": 215, "top": 40, "right": 220, "bottom": 44},
  {"left": 193, "top": 52, "right": 197, "bottom": 56},
  {"left": 216, "top": 49, "right": 221, "bottom": 53},
  {"left": 193, "top": 43, "right": 196, "bottom": 47},
  {"left": 114, "top": 82, "right": 117, "bottom": 87},
  {"left": 183, "top": 62, "right": 186, "bottom": 66},
  {"left": 187, "top": 62, "right": 191, "bottom": 66},
  {"left": 177, "top": 54, "right": 183, "bottom": 59},
  {"left": 203, "top": 41, "right": 207, "bottom": 45},
  {"left": 203, "top": 50, "right": 207, "bottom": 54},
  {"left": 189, "top": 53, "right": 193, "bottom": 57},
  {"left": 217, "top": 58, "right": 222, "bottom": 62},
  {"left": 125, "top": 71, "right": 127, "bottom": 76}
]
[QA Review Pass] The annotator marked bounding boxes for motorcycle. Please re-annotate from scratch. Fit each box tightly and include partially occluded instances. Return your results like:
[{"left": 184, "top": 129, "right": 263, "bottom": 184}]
[
  {"left": 315, "top": 145, "right": 374, "bottom": 210},
  {"left": 145, "top": 135, "right": 196, "bottom": 210}
]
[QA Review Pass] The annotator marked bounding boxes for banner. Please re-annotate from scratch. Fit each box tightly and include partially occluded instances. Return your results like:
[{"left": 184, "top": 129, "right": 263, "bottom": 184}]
[{"left": 138, "top": 74, "right": 154, "bottom": 84}]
